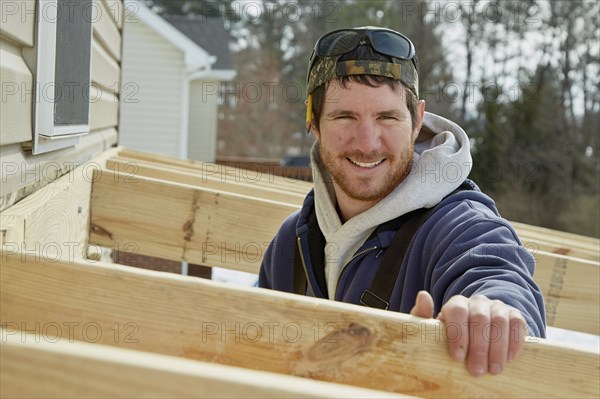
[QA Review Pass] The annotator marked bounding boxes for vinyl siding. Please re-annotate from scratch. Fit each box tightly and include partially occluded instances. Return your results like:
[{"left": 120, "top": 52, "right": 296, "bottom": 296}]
[
  {"left": 188, "top": 79, "right": 218, "bottom": 162},
  {"left": 0, "top": 0, "right": 121, "bottom": 209},
  {"left": 118, "top": 17, "right": 184, "bottom": 157}
]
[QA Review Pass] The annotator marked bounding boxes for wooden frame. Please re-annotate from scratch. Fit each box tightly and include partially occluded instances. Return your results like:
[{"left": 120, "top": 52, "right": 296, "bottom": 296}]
[
  {"left": 1, "top": 252, "right": 598, "bottom": 398},
  {"left": 112, "top": 150, "right": 600, "bottom": 260},
  {"left": 1, "top": 149, "right": 599, "bottom": 398},
  {"left": 1, "top": 328, "right": 402, "bottom": 399},
  {"left": 91, "top": 163, "right": 600, "bottom": 335}
]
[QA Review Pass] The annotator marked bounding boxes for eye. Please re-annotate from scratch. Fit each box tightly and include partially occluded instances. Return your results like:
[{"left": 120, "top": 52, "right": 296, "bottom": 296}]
[{"left": 378, "top": 115, "right": 397, "bottom": 120}]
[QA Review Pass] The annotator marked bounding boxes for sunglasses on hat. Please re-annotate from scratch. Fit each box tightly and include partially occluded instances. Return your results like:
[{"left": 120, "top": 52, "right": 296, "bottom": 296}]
[{"left": 308, "top": 27, "right": 417, "bottom": 77}]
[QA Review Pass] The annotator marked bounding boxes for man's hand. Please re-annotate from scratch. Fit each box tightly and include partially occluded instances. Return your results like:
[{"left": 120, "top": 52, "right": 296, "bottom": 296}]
[{"left": 410, "top": 291, "right": 527, "bottom": 376}]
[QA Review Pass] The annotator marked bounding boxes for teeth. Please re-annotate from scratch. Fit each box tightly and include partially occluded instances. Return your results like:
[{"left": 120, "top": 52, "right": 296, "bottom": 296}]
[{"left": 350, "top": 159, "right": 384, "bottom": 168}]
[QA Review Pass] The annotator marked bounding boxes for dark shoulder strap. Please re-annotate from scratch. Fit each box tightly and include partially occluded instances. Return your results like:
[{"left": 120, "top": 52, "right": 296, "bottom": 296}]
[
  {"left": 293, "top": 210, "right": 328, "bottom": 297},
  {"left": 360, "top": 180, "right": 475, "bottom": 310},
  {"left": 359, "top": 207, "right": 434, "bottom": 310},
  {"left": 293, "top": 239, "right": 307, "bottom": 295}
]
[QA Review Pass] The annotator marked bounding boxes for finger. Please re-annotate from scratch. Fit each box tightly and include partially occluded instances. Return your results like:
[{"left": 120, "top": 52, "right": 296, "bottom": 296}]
[
  {"left": 487, "top": 300, "right": 509, "bottom": 375},
  {"left": 466, "top": 295, "right": 491, "bottom": 377},
  {"left": 439, "top": 295, "right": 469, "bottom": 362},
  {"left": 508, "top": 308, "right": 527, "bottom": 361},
  {"left": 410, "top": 290, "right": 434, "bottom": 319}
]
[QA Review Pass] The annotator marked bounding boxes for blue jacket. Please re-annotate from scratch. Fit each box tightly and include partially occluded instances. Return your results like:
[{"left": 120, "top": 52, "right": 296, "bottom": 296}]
[{"left": 259, "top": 183, "right": 546, "bottom": 337}]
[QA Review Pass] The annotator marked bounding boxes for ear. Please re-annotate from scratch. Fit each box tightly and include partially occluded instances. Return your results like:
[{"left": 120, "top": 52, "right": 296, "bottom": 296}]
[
  {"left": 311, "top": 121, "right": 321, "bottom": 141},
  {"left": 412, "top": 100, "right": 426, "bottom": 141}
]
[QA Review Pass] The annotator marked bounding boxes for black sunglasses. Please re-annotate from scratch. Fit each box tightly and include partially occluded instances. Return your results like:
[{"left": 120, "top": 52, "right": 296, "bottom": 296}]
[{"left": 309, "top": 28, "right": 416, "bottom": 73}]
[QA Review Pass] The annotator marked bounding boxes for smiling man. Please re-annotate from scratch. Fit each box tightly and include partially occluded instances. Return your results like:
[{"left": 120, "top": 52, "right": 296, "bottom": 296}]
[{"left": 259, "top": 27, "right": 546, "bottom": 377}]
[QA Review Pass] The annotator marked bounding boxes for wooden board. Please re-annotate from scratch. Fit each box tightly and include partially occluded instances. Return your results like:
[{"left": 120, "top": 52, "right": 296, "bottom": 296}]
[
  {"left": 89, "top": 169, "right": 297, "bottom": 272},
  {"left": 89, "top": 167, "right": 600, "bottom": 334},
  {"left": 512, "top": 221, "right": 600, "bottom": 246},
  {"left": 1, "top": 329, "right": 403, "bottom": 399},
  {"left": 1, "top": 252, "right": 598, "bottom": 398},
  {"left": 106, "top": 157, "right": 306, "bottom": 205},
  {"left": 115, "top": 150, "right": 600, "bottom": 260},
  {"left": 118, "top": 148, "right": 314, "bottom": 194},
  {"left": 0, "top": 146, "right": 120, "bottom": 260},
  {"left": 532, "top": 250, "right": 600, "bottom": 335},
  {"left": 518, "top": 234, "right": 599, "bottom": 261}
]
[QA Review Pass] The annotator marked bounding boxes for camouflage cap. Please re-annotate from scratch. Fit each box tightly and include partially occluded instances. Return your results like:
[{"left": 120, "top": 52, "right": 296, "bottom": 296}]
[
  {"left": 307, "top": 55, "right": 419, "bottom": 97},
  {"left": 306, "top": 28, "right": 419, "bottom": 97}
]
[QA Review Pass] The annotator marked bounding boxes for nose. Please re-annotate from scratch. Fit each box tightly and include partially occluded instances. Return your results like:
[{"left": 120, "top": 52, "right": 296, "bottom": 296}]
[{"left": 351, "top": 119, "right": 381, "bottom": 153}]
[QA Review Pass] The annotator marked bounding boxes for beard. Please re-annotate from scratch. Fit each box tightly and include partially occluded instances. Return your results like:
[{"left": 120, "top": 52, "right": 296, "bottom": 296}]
[{"left": 319, "top": 143, "right": 415, "bottom": 202}]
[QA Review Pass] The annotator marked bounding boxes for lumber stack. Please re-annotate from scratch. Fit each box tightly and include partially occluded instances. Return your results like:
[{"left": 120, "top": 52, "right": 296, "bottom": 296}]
[
  {"left": 90, "top": 150, "right": 600, "bottom": 335},
  {"left": 1, "top": 149, "right": 599, "bottom": 398},
  {"left": 1, "top": 252, "right": 598, "bottom": 398},
  {"left": 1, "top": 327, "right": 403, "bottom": 399}
]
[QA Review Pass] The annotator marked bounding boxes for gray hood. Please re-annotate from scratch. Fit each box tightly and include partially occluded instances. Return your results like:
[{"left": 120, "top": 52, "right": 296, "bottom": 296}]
[{"left": 311, "top": 112, "right": 473, "bottom": 298}]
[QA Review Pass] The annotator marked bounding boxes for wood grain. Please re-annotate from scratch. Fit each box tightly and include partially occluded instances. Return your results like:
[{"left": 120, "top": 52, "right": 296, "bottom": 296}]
[
  {"left": 106, "top": 157, "right": 306, "bottom": 205},
  {"left": 1, "top": 329, "right": 404, "bottom": 399},
  {"left": 116, "top": 149, "right": 600, "bottom": 260},
  {"left": 1, "top": 252, "right": 598, "bottom": 398},
  {"left": 89, "top": 167, "right": 600, "bottom": 334},
  {"left": 0, "top": 146, "right": 120, "bottom": 259},
  {"left": 89, "top": 169, "right": 297, "bottom": 273},
  {"left": 118, "top": 148, "right": 314, "bottom": 194}
]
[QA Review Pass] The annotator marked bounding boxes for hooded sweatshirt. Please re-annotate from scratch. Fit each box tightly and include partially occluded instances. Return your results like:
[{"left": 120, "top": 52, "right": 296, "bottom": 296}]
[
  {"left": 259, "top": 112, "right": 546, "bottom": 337},
  {"left": 313, "top": 112, "right": 473, "bottom": 298}
]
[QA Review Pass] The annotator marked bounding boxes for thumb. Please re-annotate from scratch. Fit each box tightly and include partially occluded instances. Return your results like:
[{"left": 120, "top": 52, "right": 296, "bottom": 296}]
[{"left": 410, "top": 290, "right": 434, "bottom": 319}]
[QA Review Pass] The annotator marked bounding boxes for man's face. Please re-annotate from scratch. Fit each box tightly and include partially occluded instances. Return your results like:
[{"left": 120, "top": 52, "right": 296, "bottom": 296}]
[{"left": 313, "top": 80, "right": 423, "bottom": 206}]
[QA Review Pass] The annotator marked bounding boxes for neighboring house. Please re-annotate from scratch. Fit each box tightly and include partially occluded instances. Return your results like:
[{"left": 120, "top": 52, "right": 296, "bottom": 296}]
[
  {"left": 119, "top": 0, "right": 236, "bottom": 162},
  {"left": 0, "top": 0, "right": 121, "bottom": 212}
]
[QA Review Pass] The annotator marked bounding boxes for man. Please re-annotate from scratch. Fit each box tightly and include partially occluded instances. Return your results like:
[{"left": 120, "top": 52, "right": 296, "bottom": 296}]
[{"left": 259, "top": 27, "right": 546, "bottom": 377}]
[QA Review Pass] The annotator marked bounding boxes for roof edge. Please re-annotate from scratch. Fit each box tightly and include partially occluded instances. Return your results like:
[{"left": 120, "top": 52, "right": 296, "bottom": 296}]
[{"left": 126, "top": 0, "right": 214, "bottom": 69}]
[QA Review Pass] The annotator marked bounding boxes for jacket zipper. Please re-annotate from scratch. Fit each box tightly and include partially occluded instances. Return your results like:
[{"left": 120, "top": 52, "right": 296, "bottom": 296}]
[
  {"left": 334, "top": 246, "right": 379, "bottom": 299},
  {"left": 296, "top": 236, "right": 316, "bottom": 297}
]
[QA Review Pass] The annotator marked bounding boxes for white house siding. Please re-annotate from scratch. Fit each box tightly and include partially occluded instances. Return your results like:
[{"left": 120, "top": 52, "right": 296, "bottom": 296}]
[
  {"left": 118, "top": 17, "right": 185, "bottom": 157},
  {"left": 0, "top": 2, "right": 34, "bottom": 146},
  {"left": 187, "top": 79, "right": 217, "bottom": 162},
  {"left": 0, "top": 0, "right": 121, "bottom": 210}
]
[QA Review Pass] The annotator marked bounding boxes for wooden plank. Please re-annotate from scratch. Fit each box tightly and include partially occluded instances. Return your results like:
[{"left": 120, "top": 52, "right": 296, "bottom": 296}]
[
  {"left": 118, "top": 148, "right": 314, "bottom": 194},
  {"left": 532, "top": 250, "right": 600, "bottom": 335},
  {"left": 0, "top": 146, "right": 120, "bottom": 259},
  {"left": 0, "top": 2, "right": 35, "bottom": 47},
  {"left": 0, "top": 38, "right": 33, "bottom": 145},
  {"left": 1, "top": 252, "right": 598, "bottom": 398},
  {"left": 89, "top": 169, "right": 297, "bottom": 273},
  {"left": 518, "top": 234, "right": 599, "bottom": 262},
  {"left": 92, "top": 0, "right": 121, "bottom": 61},
  {"left": 517, "top": 229, "right": 599, "bottom": 255},
  {"left": 116, "top": 149, "right": 600, "bottom": 255},
  {"left": 512, "top": 221, "right": 600, "bottom": 246},
  {"left": 108, "top": 155, "right": 600, "bottom": 261},
  {"left": 88, "top": 168, "right": 600, "bottom": 334},
  {"left": 106, "top": 157, "right": 307, "bottom": 205},
  {"left": 1, "top": 330, "right": 403, "bottom": 399},
  {"left": 109, "top": 153, "right": 599, "bottom": 258}
]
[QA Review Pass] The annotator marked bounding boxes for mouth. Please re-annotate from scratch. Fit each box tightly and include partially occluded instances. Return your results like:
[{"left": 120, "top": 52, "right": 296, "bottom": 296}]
[{"left": 348, "top": 158, "right": 385, "bottom": 169}]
